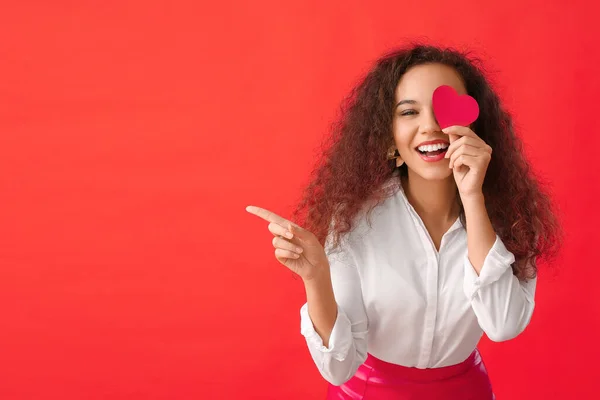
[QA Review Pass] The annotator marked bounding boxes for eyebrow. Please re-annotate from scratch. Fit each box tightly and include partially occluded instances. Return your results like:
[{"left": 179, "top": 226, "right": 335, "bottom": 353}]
[{"left": 395, "top": 99, "right": 418, "bottom": 109}]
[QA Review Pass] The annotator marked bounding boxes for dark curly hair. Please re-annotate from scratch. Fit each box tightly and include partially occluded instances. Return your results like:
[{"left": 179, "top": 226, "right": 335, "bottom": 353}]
[{"left": 291, "top": 43, "right": 562, "bottom": 280}]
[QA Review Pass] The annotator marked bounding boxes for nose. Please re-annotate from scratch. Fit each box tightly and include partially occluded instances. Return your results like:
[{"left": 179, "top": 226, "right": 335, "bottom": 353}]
[{"left": 419, "top": 107, "right": 441, "bottom": 135}]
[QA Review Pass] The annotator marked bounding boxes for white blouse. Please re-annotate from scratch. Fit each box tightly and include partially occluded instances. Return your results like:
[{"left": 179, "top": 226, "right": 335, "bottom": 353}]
[{"left": 299, "top": 177, "right": 537, "bottom": 386}]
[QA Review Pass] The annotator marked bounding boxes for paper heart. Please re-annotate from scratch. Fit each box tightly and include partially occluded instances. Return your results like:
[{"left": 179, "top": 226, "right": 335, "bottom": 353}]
[{"left": 432, "top": 85, "right": 479, "bottom": 130}]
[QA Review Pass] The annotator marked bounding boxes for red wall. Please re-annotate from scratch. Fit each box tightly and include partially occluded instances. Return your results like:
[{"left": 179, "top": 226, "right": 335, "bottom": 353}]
[{"left": 1, "top": 1, "right": 598, "bottom": 399}]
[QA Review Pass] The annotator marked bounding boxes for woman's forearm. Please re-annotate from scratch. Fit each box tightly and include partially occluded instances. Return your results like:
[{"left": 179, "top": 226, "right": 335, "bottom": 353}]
[
  {"left": 303, "top": 270, "right": 338, "bottom": 348},
  {"left": 462, "top": 193, "right": 496, "bottom": 275}
]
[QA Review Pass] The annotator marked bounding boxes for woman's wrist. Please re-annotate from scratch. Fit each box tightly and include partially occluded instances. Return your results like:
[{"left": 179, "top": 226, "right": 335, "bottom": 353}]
[
  {"left": 461, "top": 192, "right": 485, "bottom": 209},
  {"left": 302, "top": 264, "right": 331, "bottom": 287}
]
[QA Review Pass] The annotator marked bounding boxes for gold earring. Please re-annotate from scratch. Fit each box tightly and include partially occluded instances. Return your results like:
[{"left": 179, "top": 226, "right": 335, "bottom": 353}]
[{"left": 387, "top": 147, "right": 404, "bottom": 167}]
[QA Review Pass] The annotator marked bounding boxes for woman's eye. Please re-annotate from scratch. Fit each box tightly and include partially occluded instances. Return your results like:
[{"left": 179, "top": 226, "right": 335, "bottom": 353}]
[{"left": 400, "top": 110, "right": 417, "bottom": 116}]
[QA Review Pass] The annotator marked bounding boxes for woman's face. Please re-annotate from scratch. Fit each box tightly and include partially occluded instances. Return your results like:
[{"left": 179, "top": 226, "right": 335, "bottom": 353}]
[{"left": 393, "top": 63, "right": 467, "bottom": 181}]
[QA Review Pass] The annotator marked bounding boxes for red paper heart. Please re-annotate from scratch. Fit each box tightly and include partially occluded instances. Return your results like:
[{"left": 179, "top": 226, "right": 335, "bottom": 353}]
[{"left": 432, "top": 85, "right": 479, "bottom": 129}]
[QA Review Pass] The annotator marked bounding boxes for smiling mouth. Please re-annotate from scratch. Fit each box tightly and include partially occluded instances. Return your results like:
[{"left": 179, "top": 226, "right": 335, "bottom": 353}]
[
  {"left": 416, "top": 147, "right": 448, "bottom": 157},
  {"left": 414, "top": 143, "right": 450, "bottom": 162},
  {"left": 415, "top": 142, "right": 449, "bottom": 156}
]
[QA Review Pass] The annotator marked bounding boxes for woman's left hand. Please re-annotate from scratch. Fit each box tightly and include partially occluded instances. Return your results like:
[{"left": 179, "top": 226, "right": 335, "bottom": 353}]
[{"left": 442, "top": 125, "right": 492, "bottom": 200}]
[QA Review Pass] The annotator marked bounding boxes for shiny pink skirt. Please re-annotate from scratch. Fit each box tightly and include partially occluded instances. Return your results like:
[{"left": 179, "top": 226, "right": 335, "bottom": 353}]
[{"left": 326, "top": 349, "right": 495, "bottom": 400}]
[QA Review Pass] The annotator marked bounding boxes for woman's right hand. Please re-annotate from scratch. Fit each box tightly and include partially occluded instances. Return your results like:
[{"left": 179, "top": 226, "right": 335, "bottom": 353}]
[{"left": 245, "top": 205, "right": 330, "bottom": 282}]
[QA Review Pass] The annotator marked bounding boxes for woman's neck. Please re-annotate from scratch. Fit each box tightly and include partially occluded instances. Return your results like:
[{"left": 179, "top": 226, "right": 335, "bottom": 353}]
[{"left": 401, "top": 171, "right": 460, "bottom": 224}]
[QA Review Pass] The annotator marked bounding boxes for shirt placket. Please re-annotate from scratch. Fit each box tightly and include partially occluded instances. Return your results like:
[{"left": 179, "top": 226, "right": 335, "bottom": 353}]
[{"left": 406, "top": 207, "right": 439, "bottom": 369}]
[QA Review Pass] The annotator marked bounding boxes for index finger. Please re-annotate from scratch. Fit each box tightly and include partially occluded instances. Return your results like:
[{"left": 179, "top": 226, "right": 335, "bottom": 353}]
[
  {"left": 246, "top": 205, "right": 290, "bottom": 227},
  {"left": 441, "top": 125, "right": 477, "bottom": 138}
]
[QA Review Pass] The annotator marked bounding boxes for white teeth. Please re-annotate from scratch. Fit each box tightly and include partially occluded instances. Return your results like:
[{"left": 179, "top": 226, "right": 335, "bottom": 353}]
[{"left": 417, "top": 143, "right": 449, "bottom": 152}]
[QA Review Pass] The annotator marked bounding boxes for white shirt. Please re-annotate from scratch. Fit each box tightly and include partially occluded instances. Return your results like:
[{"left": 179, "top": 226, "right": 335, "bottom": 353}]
[{"left": 299, "top": 176, "right": 537, "bottom": 386}]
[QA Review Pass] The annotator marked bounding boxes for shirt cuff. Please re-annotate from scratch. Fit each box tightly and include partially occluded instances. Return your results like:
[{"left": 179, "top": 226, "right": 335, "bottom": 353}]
[
  {"left": 300, "top": 302, "right": 352, "bottom": 362},
  {"left": 463, "top": 234, "right": 516, "bottom": 300}
]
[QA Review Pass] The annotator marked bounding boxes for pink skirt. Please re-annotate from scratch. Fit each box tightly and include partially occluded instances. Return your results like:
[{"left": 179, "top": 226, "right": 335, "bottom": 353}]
[{"left": 326, "top": 348, "right": 495, "bottom": 400}]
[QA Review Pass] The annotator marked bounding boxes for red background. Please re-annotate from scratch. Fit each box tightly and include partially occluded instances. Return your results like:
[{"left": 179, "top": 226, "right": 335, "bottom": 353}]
[{"left": 1, "top": 1, "right": 598, "bottom": 399}]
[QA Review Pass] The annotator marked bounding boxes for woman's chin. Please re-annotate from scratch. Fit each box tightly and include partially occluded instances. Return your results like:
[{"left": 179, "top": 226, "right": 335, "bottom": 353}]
[{"left": 407, "top": 164, "right": 453, "bottom": 181}]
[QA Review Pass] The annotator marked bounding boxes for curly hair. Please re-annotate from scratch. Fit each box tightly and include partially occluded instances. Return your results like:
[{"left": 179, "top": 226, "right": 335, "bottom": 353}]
[{"left": 291, "top": 43, "right": 562, "bottom": 280}]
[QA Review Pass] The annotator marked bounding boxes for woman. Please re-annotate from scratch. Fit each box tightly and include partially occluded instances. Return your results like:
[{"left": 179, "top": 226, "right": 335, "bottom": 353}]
[{"left": 246, "top": 44, "right": 561, "bottom": 399}]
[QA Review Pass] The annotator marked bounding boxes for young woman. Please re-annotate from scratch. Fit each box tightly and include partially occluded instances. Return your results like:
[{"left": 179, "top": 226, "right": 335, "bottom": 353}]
[{"left": 246, "top": 44, "right": 561, "bottom": 399}]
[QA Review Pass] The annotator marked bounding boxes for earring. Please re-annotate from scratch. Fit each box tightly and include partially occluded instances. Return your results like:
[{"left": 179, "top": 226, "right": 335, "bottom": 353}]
[{"left": 387, "top": 147, "right": 404, "bottom": 167}]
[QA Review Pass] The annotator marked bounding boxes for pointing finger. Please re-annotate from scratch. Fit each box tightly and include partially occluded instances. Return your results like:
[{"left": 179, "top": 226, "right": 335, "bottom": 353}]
[
  {"left": 246, "top": 205, "right": 290, "bottom": 226},
  {"left": 246, "top": 205, "right": 312, "bottom": 241}
]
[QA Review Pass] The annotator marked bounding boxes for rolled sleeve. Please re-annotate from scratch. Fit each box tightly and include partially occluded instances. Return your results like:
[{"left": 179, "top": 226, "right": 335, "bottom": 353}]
[
  {"left": 300, "top": 303, "right": 352, "bottom": 362},
  {"left": 463, "top": 235, "right": 537, "bottom": 342},
  {"left": 463, "top": 234, "right": 515, "bottom": 300}
]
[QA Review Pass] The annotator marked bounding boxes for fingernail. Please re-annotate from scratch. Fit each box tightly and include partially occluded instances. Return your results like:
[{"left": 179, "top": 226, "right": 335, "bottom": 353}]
[
  {"left": 296, "top": 247, "right": 303, "bottom": 253},
  {"left": 293, "top": 254, "right": 300, "bottom": 258},
  {"left": 285, "top": 231, "right": 293, "bottom": 239}
]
